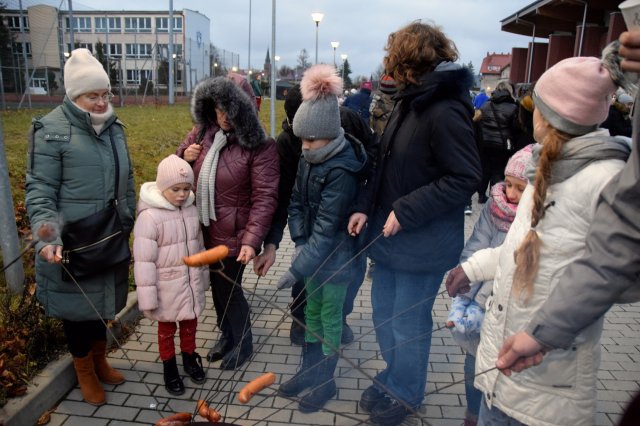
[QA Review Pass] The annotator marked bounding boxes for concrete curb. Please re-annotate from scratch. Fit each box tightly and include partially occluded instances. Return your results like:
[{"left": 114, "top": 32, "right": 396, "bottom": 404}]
[{"left": 0, "top": 291, "right": 140, "bottom": 426}]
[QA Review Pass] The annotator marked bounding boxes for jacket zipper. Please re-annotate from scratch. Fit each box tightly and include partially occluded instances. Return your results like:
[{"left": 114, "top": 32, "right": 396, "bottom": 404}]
[{"left": 62, "top": 231, "right": 123, "bottom": 262}]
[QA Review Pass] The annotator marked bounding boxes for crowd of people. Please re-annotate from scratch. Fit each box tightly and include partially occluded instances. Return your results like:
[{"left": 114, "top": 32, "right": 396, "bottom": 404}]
[{"left": 23, "top": 21, "right": 640, "bottom": 426}]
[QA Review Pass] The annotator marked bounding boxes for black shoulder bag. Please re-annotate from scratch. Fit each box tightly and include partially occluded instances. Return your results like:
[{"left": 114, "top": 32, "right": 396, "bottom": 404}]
[
  {"left": 489, "top": 102, "right": 514, "bottom": 152},
  {"left": 61, "top": 131, "right": 131, "bottom": 281}
]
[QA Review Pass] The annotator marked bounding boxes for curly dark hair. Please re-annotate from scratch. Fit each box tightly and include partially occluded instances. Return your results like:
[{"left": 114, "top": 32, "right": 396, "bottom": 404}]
[{"left": 383, "top": 21, "right": 459, "bottom": 88}]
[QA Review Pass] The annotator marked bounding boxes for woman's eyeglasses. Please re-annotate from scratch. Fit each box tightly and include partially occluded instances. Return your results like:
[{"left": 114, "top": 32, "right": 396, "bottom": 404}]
[{"left": 84, "top": 92, "right": 114, "bottom": 103}]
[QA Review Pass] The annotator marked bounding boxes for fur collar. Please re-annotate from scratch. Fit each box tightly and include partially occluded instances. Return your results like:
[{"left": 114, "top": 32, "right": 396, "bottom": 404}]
[{"left": 191, "top": 77, "right": 266, "bottom": 150}]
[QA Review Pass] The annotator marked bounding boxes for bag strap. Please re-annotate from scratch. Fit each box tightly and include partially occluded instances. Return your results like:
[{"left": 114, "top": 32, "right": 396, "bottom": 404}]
[{"left": 107, "top": 127, "right": 119, "bottom": 206}]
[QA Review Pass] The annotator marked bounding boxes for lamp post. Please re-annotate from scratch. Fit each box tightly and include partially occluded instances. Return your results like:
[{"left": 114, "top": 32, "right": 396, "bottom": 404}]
[
  {"left": 274, "top": 55, "right": 280, "bottom": 97},
  {"left": 330, "top": 41, "right": 339, "bottom": 68},
  {"left": 311, "top": 12, "right": 324, "bottom": 64},
  {"left": 172, "top": 53, "right": 178, "bottom": 95},
  {"left": 213, "top": 62, "right": 218, "bottom": 76},
  {"left": 340, "top": 53, "right": 347, "bottom": 84}
]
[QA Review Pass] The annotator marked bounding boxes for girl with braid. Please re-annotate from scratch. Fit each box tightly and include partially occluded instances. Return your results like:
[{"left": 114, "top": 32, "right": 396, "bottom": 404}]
[{"left": 444, "top": 44, "right": 633, "bottom": 425}]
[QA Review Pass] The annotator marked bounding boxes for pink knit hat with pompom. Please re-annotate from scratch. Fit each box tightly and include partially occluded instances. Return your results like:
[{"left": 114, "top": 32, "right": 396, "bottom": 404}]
[
  {"left": 532, "top": 43, "right": 630, "bottom": 135},
  {"left": 293, "top": 64, "right": 343, "bottom": 140}
]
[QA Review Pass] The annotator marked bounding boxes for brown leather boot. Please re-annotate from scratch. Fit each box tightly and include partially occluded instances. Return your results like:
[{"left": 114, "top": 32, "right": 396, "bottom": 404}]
[
  {"left": 91, "top": 341, "right": 125, "bottom": 385},
  {"left": 72, "top": 354, "right": 106, "bottom": 406}
]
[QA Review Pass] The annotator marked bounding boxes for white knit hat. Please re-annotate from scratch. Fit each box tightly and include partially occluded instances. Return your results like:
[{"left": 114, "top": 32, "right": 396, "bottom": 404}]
[
  {"left": 64, "top": 48, "right": 110, "bottom": 100},
  {"left": 156, "top": 154, "right": 194, "bottom": 192}
]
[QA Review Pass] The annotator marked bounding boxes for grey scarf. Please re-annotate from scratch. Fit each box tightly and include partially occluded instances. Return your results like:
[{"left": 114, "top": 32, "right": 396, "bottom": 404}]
[
  {"left": 197, "top": 129, "right": 227, "bottom": 225},
  {"left": 302, "top": 129, "right": 347, "bottom": 164},
  {"left": 525, "top": 130, "right": 631, "bottom": 185}
]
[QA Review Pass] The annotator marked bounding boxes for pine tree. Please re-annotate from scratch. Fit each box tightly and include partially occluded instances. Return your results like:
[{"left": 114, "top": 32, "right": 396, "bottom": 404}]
[
  {"left": 338, "top": 58, "right": 353, "bottom": 89},
  {"left": 94, "top": 41, "right": 119, "bottom": 87}
]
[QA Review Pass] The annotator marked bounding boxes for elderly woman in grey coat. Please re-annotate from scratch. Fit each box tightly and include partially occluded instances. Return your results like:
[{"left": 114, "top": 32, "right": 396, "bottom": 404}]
[{"left": 26, "top": 48, "right": 135, "bottom": 406}]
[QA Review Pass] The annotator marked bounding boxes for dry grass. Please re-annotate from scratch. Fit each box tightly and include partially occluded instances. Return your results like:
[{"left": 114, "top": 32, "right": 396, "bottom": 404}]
[{"left": 1, "top": 98, "right": 285, "bottom": 203}]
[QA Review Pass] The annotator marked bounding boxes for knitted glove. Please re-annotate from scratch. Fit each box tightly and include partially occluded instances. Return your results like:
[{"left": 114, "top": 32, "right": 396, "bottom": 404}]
[
  {"left": 277, "top": 270, "right": 298, "bottom": 290},
  {"left": 291, "top": 244, "right": 305, "bottom": 265}
]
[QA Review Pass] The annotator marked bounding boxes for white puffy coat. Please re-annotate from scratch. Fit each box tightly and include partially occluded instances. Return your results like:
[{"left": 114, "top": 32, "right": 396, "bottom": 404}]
[
  {"left": 462, "top": 156, "right": 625, "bottom": 425},
  {"left": 134, "top": 182, "right": 209, "bottom": 322}
]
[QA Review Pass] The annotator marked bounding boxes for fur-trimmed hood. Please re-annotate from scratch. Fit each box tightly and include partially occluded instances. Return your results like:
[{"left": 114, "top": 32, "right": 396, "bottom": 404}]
[{"left": 190, "top": 77, "right": 266, "bottom": 149}]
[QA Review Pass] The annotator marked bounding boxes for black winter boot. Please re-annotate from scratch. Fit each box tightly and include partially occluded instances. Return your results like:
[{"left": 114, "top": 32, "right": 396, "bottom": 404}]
[
  {"left": 220, "top": 333, "right": 253, "bottom": 370},
  {"left": 181, "top": 351, "right": 206, "bottom": 384},
  {"left": 163, "top": 357, "right": 185, "bottom": 395},
  {"left": 278, "top": 342, "right": 323, "bottom": 397},
  {"left": 298, "top": 353, "right": 339, "bottom": 412},
  {"left": 207, "top": 333, "right": 233, "bottom": 362}
]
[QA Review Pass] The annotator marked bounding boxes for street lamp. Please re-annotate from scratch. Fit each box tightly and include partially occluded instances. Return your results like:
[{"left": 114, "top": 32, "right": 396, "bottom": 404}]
[
  {"left": 340, "top": 53, "right": 348, "bottom": 83},
  {"left": 311, "top": 12, "right": 324, "bottom": 64},
  {"left": 330, "top": 41, "right": 339, "bottom": 67},
  {"left": 213, "top": 62, "right": 218, "bottom": 76}
]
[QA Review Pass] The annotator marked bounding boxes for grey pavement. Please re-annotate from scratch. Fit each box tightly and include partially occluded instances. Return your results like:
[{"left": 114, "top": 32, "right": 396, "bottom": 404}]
[{"left": 43, "top": 198, "right": 640, "bottom": 426}]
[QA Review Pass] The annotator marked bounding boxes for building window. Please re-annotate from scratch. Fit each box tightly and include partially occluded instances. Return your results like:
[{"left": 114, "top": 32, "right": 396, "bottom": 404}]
[
  {"left": 126, "top": 69, "right": 139, "bottom": 84},
  {"left": 125, "top": 17, "right": 152, "bottom": 33},
  {"left": 155, "top": 16, "right": 182, "bottom": 33},
  {"left": 7, "top": 16, "right": 29, "bottom": 31},
  {"left": 126, "top": 69, "right": 152, "bottom": 84},
  {"left": 95, "top": 17, "right": 121, "bottom": 33},
  {"left": 157, "top": 44, "right": 182, "bottom": 59},
  {"left": 126, "top": 43, "right": 153, "bottom": 58},
  {"left": 13, "top": 42, "right": 32, "bottom": 57},
  {"left": 108, "top": 43, "right": 122, "bottom": 57},
  {"left": 67, "top": 43, "right": 93, "bottom": 53},
  {"left": 66, "top": 17, "right": 92, "bottom": 33}
]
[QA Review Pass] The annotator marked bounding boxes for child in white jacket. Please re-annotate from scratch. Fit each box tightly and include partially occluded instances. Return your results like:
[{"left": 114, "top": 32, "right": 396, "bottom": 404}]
[
  {"left": 445, "top": 47, "right": 632, "bottom": 425},
  {"left": 446, "top": 144, "right": 532, "bottom": 426},
  {"left": 134, "top": 155, "right": 209, "bottom": 395}
]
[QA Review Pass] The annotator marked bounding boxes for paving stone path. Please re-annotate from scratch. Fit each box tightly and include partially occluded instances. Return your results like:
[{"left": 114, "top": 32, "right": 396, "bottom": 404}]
[{"left": 45, "top": 200, "right": 640, "bottom": 425}]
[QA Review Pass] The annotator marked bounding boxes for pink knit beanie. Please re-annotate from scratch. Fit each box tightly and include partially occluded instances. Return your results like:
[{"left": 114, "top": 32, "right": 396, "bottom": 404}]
[
  {"left": 533, "top": 56, "right": 617, "bottom": 136},
  {"left": 504, "top": 144, "right": 533, "bottom": 182},
  {"left": 156, "top": 154, "right": 194, "bottom": 192}
]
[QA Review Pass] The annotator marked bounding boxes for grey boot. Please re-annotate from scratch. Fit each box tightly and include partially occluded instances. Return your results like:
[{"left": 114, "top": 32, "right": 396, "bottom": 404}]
[
  {"left": 298, "top": 353, "right": 339, "bottom": 412},
  {"left": 278, "top": 342, "right": 323, "bottom": 397}
]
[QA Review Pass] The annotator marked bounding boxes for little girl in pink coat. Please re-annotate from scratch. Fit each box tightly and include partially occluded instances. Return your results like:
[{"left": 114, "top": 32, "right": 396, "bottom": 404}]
[{"left": 133, "top": 154, "right": 209, "bottom": 395}]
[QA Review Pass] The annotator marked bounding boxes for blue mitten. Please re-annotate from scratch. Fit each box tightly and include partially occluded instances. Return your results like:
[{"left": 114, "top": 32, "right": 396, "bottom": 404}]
[
  {"left": 462, "top": 301, "right": 485, "bottom": 333},
  {"left": 277, "top": 270, "right": 298, "bottom": 290}
]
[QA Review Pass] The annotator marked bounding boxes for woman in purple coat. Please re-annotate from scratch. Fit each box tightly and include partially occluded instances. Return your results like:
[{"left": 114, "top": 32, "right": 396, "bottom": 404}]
[{"left": 176, "top": 76, "right": 279, "bottom": 370}]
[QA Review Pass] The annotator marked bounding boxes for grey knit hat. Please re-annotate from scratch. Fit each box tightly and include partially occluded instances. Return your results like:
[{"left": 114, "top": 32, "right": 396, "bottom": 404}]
[{"left": 293, "top": 64, "right": 343, "bottom": 140}]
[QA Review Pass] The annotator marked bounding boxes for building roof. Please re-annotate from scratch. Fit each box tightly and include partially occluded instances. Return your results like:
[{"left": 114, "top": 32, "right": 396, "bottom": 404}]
[
  {"left": 500, "top": 0, "right": 623, "bottom": 38},
  {"left": 479, "top": 53, "right": 512, "bottom": 75}
]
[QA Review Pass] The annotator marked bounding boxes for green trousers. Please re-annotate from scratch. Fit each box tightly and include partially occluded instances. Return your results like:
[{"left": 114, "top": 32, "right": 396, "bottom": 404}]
[{"left": 304, "top": 279, "right": 348, "bottom": 355}]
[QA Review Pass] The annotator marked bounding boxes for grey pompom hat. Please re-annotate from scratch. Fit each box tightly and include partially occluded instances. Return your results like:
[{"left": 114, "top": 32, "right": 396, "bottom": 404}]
[
  {"left": 292, "top": 64, "right": 343, "bottom": 140},
  {"left": 293, "top": 96, "right": 341, "bottom": 140}
]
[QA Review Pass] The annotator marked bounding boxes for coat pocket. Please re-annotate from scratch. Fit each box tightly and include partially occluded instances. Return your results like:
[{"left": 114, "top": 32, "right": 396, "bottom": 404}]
[{"left": 519, "top": 346, "right": 577, "bottom": 390}]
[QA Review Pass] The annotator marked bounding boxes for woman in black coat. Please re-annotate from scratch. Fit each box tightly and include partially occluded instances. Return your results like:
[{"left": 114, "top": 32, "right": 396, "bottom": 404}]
[
  {"left": 348, "top": 22, "right": 481, "bottom": 426},
  {"left": 477, "top": 81, "right": 519, "bottom": 202}
]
